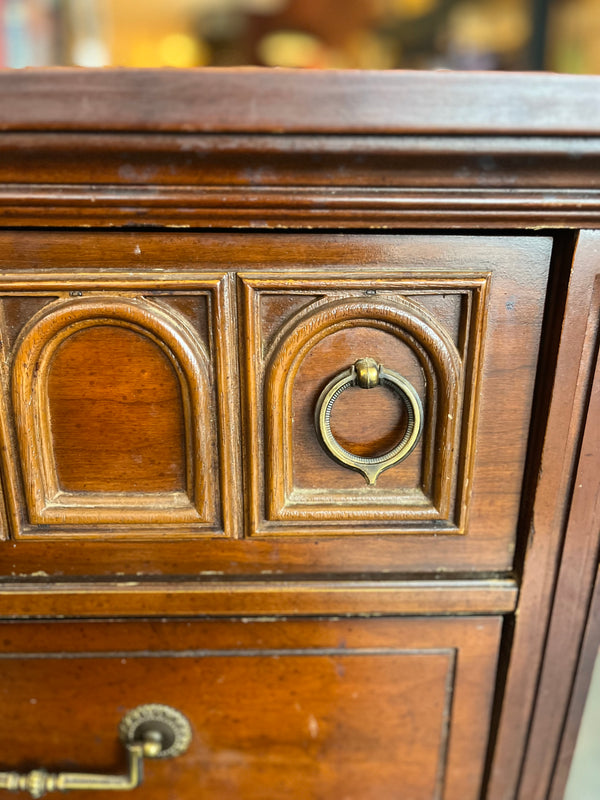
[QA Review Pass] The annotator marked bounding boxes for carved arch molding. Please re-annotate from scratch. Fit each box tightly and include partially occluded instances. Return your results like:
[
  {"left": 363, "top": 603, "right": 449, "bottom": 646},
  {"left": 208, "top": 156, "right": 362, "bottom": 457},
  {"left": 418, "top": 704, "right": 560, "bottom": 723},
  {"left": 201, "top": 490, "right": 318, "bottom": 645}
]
[
  {"left": 265, "top": 295, "right": 463, "bottom": 520},
  {"left": 240, "top": 273, "right": 490, "bottom": 537},
  {"left": 9, "top": 295, "right": 218, "bottom": 533},
  {"left": 0, "top": 272, "right": 496, "bottom": 541}
]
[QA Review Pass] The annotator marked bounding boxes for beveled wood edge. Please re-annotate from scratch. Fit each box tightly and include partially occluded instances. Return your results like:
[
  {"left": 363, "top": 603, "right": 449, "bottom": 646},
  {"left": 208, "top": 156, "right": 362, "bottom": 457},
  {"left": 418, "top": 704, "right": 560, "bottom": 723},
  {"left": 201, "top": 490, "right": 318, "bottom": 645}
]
[
  {"left": 213, "top": 272, "right": 244, "bottom": 539},
  {"left": 517, "top": 277, "right": 600, "bottom": 799},
  {"left": 0, "top": 577, "right": 517, "bottom": 618},
  {"left": 1, "top": 69, "right": 599, "bottom": 135},
  {"left": 549, "top": 565, "right": 600, "bottom": 799}
]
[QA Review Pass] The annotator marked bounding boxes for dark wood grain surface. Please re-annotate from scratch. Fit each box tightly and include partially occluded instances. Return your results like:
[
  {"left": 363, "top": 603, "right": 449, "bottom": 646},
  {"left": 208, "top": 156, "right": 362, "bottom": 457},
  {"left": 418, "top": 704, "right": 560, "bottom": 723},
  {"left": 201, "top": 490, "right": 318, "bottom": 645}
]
[
  {"left": 1, "top": 130, "right": 599, "bottom": 228},
  {"left": 0, "top": 69, "right": 599, "bottom": 134},
  {"left": 0, "top": 69, "right": 599, "bottom": 800}
]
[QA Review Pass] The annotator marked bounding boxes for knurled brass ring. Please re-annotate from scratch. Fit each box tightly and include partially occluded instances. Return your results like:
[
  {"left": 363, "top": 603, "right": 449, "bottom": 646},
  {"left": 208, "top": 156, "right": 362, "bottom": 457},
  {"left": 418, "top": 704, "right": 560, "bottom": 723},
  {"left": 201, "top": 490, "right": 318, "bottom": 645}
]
[{"left": 315, "top": 357, "right": 423, "bottom": 485}]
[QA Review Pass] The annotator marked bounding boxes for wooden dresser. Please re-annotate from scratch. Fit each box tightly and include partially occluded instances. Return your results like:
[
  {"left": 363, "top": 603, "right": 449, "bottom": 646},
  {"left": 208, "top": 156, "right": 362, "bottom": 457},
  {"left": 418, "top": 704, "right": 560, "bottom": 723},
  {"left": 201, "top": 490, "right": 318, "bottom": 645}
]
[{"left": 0, "top": 69, "right": 599, "bottom": 800}]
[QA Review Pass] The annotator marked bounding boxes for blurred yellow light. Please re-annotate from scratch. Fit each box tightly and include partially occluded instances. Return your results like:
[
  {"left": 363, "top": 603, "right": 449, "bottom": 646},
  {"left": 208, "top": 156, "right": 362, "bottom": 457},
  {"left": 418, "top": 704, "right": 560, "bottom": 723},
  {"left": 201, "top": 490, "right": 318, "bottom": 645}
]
[
  {"left": 449, "top": 2, "right": 531, "bottom": 53},
  {"left": 258, "top": 30, "right": 324, "bottom": 68},
  {"left": 128, "top": 40, "right": 161, "bottom": 68},
  {"left": 158, "top": 33, "right": 208, "bottom": 68}
]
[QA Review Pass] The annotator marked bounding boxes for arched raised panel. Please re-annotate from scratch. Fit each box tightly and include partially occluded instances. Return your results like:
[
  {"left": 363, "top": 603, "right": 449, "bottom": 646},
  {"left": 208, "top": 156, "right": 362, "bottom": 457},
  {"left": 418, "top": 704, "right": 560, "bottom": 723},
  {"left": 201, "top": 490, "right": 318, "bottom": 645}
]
[
  {"left": 265, "top": 295, "right": 462, "bottom": 522},
  {"left": 11, "top": 296, "right": 215, "bottom": 528},
  {"left": 240, "top": 272, "right": 490, "bottom": 538}
]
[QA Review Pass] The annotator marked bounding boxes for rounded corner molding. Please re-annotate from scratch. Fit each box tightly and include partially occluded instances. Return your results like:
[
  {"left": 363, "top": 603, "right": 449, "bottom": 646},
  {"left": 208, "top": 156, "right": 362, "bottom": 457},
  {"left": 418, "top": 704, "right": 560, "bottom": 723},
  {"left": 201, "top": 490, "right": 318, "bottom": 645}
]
[{"left": 315, "top": 357, "right": 424, "bottom": 485}]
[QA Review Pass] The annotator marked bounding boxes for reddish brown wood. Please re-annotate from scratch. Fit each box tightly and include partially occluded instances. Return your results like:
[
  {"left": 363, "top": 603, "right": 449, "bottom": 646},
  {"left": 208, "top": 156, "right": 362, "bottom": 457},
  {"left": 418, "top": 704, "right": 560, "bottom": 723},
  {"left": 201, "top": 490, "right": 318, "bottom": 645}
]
[
  {"left": 517, "top": 251, "right": 600, "bottom": 799},
  {"left": 0, "top": 232, "right": 550, "bottom": 576},
  {"left": 488, "top": 231, "right": 600, "bottom": 799},
  {"left": 48, "top": 325, "right": 186, "bottom": 493},
  {"left": 2, "top": 132, "right": 599, "bottom": 189},
  {"left": 0, "top": 70, "right": 598, "bottom": 800},
  {"left": 4, "top": 286, "right": 232, "bottom": 533},
  {"left": 0, "top": 69, "right": 599, "bottom": 135},
  {"left": 0, "top": 616, "right": 502, "bottom": 800},
  {"left": 240, "top": 237, "right": 549, "bottom": 556},
  {"left": 1, "top": 131, "right": 600, "bottom": 229},
  {"left": 0, "top": 577, "right": 518, "bottom": 618},
  {"left": 0, "top": 73, "right": 599, "bottom": 231}
]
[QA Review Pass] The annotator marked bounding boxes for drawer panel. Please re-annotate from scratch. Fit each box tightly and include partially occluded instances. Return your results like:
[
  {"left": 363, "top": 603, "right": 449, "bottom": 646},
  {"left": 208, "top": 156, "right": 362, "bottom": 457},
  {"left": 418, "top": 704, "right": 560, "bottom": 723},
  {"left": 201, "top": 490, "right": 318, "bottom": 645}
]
[
  {"left": 0, "top": 616, "right": 501, "bottom": 800},
  {"left": 0, "top": 232, "right": 550, "bottom": 575}
]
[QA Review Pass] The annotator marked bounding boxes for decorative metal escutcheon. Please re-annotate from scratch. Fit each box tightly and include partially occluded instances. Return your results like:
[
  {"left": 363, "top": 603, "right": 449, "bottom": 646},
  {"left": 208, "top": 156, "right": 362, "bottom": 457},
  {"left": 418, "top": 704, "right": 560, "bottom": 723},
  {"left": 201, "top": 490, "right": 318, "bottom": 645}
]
[
  {"left": 315, "top": 357, "right": 423, "bottom": 485},
  {"left": 0, "top": 704, "right": 191, "bottom": 798}
]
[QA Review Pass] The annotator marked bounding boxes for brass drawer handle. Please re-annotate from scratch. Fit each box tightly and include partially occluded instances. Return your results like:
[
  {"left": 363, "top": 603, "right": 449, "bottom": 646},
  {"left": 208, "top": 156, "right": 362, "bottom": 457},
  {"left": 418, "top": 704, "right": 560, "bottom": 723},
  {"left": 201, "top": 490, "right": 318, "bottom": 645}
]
[
  {"left": 315, "top": 357, "right": 423, "bottom": 485},
  {"left": 0, "top": 704, "right": 191, "bottom": 799}
]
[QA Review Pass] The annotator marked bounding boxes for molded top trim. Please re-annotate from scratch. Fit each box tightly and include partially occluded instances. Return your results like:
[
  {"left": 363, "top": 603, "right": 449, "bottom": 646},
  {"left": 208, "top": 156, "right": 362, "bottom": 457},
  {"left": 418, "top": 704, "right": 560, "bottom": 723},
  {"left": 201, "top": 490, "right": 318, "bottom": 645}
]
[{"left": 0, "top": 68, "right": 599, "bottom": 135}]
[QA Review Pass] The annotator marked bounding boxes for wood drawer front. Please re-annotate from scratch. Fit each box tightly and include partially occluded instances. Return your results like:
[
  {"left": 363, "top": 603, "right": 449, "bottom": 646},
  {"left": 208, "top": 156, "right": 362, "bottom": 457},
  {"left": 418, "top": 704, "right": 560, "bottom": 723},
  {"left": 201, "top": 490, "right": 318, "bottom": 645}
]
[
  {"left": 0, "top": 616, "right": 501, "bottom": 800},
  {"left": 0, "top": 232, "right": 550, "bottom": 575}
]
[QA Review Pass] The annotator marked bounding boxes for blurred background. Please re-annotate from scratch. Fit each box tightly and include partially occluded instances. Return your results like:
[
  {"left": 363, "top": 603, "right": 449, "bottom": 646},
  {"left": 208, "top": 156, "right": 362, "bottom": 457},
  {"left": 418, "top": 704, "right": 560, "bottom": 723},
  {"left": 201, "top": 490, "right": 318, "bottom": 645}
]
[{"left": 0, "top": 0, "right": 598, "bottom": 73}]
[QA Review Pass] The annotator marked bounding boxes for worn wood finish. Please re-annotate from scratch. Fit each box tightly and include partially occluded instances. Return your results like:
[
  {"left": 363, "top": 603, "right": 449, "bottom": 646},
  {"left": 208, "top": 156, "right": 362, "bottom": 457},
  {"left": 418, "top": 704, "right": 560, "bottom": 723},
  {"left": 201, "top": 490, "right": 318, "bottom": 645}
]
[
  {"left": 0, "top": 69, "right": 599, "bottom": 135},
  {"left": 1, "top": 132, "right": 600, "bottom": 229},
  {"left": 487, "top": 231, "right": 600, "bottom": 799},
  {"left": 0, "top": 616, "right": 502, "bottom": 800},
  {"left": 1, "top": 133, "right": 599, "bottom": 190},
  {"left": 0, "top": 70, "right": 600, "bottom": 800},
  {"left": 517, "top": 242, "right": 600, "bottom": 799},
  {"left": 0, "top": 577, "right": 518, "bottom": 619},
  {"left": 0, "top": 73, "right": 600, "bottom": 231}
]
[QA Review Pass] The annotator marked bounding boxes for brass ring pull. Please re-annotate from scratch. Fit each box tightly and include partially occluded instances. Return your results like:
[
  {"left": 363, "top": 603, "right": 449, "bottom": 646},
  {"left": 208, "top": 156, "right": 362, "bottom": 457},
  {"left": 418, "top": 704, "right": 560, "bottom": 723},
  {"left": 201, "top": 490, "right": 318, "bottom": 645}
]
[
  {"left": 0, "top": 704, "right": 191, "bottom": 799},
  {"left": 315, "top": 357, "right": 423, "bottom": 485}
]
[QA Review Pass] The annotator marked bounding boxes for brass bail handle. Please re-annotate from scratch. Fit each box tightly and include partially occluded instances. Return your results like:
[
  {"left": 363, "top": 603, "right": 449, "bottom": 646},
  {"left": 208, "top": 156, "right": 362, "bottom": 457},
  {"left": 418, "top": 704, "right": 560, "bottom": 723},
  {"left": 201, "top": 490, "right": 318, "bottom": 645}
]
[
  {"left": 0, "top": 704, "right": 191, "bottom": 799},
  {"left": 315, "top": 357, "right": 423, "bottom": 485}
]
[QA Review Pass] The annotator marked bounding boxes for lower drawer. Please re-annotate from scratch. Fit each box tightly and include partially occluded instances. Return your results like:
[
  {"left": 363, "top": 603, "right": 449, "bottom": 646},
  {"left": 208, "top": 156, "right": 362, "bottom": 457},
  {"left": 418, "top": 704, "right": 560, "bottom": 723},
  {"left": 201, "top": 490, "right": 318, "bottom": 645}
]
[{"left": 0, "top": 616, "right": 501, "bottom": 800}]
